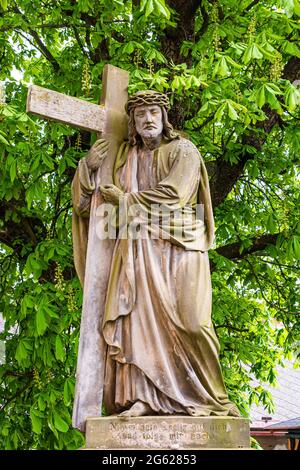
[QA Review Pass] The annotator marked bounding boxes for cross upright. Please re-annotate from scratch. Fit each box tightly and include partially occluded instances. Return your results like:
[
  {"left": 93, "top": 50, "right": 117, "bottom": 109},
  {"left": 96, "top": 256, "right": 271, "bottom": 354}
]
[{"left": 27, "top": 64, "right": 130, "bottom": 432}]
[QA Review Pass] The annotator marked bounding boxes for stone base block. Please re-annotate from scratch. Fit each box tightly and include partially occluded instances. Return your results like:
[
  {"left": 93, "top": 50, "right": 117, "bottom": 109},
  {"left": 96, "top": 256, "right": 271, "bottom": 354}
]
[{"left": 85, "top": 416, "right": 250, "bottom": 450}]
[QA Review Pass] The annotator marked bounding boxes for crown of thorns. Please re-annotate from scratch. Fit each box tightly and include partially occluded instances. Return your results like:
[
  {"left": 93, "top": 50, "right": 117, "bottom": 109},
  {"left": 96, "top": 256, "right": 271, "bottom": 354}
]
[{"left": 125, "top": 90, "right": 169, "bottom": 114}]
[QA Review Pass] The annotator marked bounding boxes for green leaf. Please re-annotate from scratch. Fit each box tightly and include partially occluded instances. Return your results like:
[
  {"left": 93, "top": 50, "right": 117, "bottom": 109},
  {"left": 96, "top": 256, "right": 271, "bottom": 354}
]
[
  {"left": 145, "top": 0, "right": 154, "bottom": 17},
  {"left": 2, "top": 105, "right": 15, "bottom": 117},
  {"left": 213, "top": 56, "right": 230, "bottom": 77},
  {"left": 242, "top": 44, "right": 263, "bottom": 64},
  {"left": 154, "top": 0, "right": 170, "bottom": 19},
  {"left": 294, "top": 0, "right": 300, "bottom": 16},
  {"left": 1, "top": 424, "right": 9, "bottom": 437},
  {"left": 30, "top": 408, "right": 43, "bottom": 434},
  {"left": 215, "top": 102, "right": 226, "bottom": 121},
  {"left": 47, "top": 412, "right": 59, "bottom": 439},
  {"left": 0, "top": 0, "right": 8, "bottom": 10},
  {"left": 265, "top": 83, "right": 282, "bottom": 95},
  {"left": 36, "top": 308, "right": 48, "bottom": 336},
  {"left": 42, "top": 154, "right": 54, "bottom": 169},
  {"left": 25, "top": 186, "right": 35, "bottom": 209},
  {"left": 30, "top": 154, "right": 41, "bottom": 173},
  {"left": 282, "top": 40, "right": 300, "bottom": 57},
  {"left": 171, "top": 76, "right": 181, "bottom": 90},
  {"left": 20, "top": 294, "right": 34, "bottom": 319},
  {"left": 140, "top": 0, "right": 147, "bottom": 12},
  {"left": 63, "top": 378, "right": 75, "bottom": 406},
  {"left": 0, "top": 132, "right": 10, "bottom": 145},
  {"left": 292, "top": 236, "right": 300, "bottom": 259},
  {"left": 281, "top": 0, "right": 296, "bottom": 17},
  {"left": 44, "top": 304, "right": 59, "bottom": 318},
  {"left": 63, "top": 381, "right": 70, "bottom": 405},
  {"left": 38, "top": 396, "right": 46, "bottom": 412},
  {"left": 219, "top": 57, "right": 230, "bottom": 76},
  {"left": 267, "top": 213, "right": 276, "bottom": 233},
  {"left": 225, "top": 55, "right": 243, "bottom": 69},
  {"left": 15, "top": 339, "right": 32, "bottom": 364},
  {"left": 257, "top": 85, "right": 266, "bottom": 108},
  {"left": 257, "top": 44, "right": 275, "bottom": 62},
  {"left": 227, "top": 102, "right": 239, "bottom": 120},
  {"left": 266, "top": 90, "right": 282, "bottom": 112},
  {"left": 123, "top": 41, "right": 136, "bottom": 54},
  {"left": 252, "top": 44, "right": 263, "bottom": 59},
  {"left": 285, "top": 85, "right": 300, "bottom": 110},
  {"left": 53, "top": 411, "right": 69, "bottom": 433},
  {"left": 58, "top": 158, "right": 67, "bottom": 176},
  {"left": 55, "top": 335, "right": 66, "bottom": 362},
  {"left": 9, "top": 159, "right": 17, "bottom": 182}
]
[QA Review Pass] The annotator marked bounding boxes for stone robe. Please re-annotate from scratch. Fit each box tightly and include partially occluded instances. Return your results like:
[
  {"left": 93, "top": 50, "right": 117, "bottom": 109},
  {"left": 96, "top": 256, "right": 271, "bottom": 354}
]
[{"left": 72, "top": 136, "right": 238, "bottom": 417}]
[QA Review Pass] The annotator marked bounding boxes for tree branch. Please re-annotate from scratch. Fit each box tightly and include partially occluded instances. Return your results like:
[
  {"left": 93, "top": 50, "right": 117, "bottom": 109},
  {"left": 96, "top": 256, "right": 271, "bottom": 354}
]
[
  {"left": 0, "top": 200, "right": 46, "bottom": 256},
  {"left": 0, "top": 380, "right": 32, "bottom": 412},
  {"left": 72, "top": 26, "right": 89, "bottom": 58},
  {"left": 164, "top": 0, "right": 204, "bottom": 64},
  {"left": 197, "top": 2, "right": 209, "bottom": 38},
  {"left": 245, "top": 0, "right": 260, "bottom": 12},
  {"left": 27, "top": 29, "right": 60, "bottom": 72},
  {"left": 215, "top": 324, "right": 249, "bottom": 333},
  {"left": 9, "top": 3, "right": 60, "bottom": 72},
  {"left": 215, "top": 233, "right": 280, "bottom": 260}
]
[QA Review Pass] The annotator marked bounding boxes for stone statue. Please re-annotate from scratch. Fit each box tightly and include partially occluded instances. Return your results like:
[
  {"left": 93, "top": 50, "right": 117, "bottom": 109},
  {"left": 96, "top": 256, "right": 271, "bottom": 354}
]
[{"left": 71, "top": 90, "right": 240, "bottom": 422}]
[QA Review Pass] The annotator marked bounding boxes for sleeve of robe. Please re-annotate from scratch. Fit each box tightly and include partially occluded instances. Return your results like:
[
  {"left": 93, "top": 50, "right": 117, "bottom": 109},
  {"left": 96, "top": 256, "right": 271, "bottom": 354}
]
[
  {"left": 123, "top": 139, "right": 215, "bottom": 250},
  {"left": 126, "top": 140, "right": 200, "bottom": 209},
  {"left": 71, "top": 158, "right": 96, "bottom": 286}
]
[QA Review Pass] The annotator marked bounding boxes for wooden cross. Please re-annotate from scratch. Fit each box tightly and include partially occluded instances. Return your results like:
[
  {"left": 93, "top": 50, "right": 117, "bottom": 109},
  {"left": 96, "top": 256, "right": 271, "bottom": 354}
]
[
  {"left": 27, "top": 64, "right": 129, "bottom": 184},
  {"left": 27, "top": 64, "right": 130, "bottom": 432}
]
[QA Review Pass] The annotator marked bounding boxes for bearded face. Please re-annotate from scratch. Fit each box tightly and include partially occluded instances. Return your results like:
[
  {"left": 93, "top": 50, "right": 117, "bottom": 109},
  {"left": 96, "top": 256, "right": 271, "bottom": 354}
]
[
  {"left": 133, "top": 104, "right": 164, "bottom": 140},
  {"left": 126, "top": 91, "right": 178, "bottom": 146}
]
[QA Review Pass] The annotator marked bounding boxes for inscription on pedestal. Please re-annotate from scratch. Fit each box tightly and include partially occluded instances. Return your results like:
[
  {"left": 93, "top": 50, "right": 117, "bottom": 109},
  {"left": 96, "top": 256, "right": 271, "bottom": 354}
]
[
  {"left": 108, "top": 421, "right": 209, "bottom": 448},
  {"left": 85, "top": 416, "right": 250, "bottom": 450}
]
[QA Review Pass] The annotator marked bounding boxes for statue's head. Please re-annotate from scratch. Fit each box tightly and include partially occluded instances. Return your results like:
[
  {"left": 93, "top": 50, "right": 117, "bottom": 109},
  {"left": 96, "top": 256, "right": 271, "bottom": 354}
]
[{"left": 125, "top": 90, "right": 178, "bottom": 146}]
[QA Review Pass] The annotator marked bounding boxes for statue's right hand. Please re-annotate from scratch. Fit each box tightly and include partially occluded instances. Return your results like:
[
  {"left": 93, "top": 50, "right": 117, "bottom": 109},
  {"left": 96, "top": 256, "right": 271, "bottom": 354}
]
[{"left": 85, "top": 139, "right": 109, "bottom": 172}]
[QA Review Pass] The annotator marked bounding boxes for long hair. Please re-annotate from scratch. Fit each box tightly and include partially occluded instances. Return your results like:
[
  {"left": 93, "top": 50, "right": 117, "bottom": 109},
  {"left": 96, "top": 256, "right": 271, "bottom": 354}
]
[{"left": 128, "top": 106, "right": 178, "bottom": 146}]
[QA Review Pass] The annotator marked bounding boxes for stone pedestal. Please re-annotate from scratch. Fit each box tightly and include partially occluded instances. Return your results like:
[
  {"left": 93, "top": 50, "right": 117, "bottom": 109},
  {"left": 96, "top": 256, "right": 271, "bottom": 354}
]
[{"left": 85, "top": 416, "right": 250, "bottom": 450}]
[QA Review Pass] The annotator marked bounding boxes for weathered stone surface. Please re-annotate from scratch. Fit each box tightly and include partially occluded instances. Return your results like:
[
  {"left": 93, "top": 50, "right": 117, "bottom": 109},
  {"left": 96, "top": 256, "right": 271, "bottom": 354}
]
[
  {"left": 26, "top": 85, "right": 106, "bottom": 133},
  {"left": 85, "top": 416, "right": 250, "bottom": 450}
]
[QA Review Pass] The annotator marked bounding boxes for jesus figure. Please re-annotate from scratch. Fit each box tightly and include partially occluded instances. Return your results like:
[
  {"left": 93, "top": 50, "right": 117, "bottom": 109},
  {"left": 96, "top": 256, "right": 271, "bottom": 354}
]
[{"left": 72, "top": 90, "right": 240, "bottom": 418}]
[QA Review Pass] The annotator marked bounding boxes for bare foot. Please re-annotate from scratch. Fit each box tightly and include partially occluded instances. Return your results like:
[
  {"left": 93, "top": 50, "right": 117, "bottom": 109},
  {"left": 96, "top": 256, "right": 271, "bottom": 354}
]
[{"left": 118, "top": 401, "right": 152, "bottom": 417}]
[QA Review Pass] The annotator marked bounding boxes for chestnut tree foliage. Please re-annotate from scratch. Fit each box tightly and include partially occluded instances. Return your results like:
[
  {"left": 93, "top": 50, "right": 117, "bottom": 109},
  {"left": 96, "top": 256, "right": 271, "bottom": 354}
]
[{"left": 0, "top": 0, "right": 299, "bottom": 449}]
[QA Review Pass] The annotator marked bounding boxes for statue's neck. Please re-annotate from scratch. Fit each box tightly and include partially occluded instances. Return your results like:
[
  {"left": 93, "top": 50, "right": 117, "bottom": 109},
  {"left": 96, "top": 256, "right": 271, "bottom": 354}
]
[{"left": 141, "top": 135, "right": 162, "bottom": 151}]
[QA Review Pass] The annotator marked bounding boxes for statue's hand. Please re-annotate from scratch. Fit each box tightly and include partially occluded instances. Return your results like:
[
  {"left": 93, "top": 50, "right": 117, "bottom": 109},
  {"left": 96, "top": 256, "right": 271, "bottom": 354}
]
[
  {"left": 85, "top": 139, "right": 109, "bottom": 172},
  {"left": 100, "top": 184, "right": 124, "bottom": 206}
]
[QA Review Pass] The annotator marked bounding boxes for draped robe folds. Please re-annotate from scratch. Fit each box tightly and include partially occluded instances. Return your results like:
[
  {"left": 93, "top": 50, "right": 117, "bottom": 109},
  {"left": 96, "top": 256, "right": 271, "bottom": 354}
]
[{"left": 72, "top": 136, "right": 238, "bottom": 417}]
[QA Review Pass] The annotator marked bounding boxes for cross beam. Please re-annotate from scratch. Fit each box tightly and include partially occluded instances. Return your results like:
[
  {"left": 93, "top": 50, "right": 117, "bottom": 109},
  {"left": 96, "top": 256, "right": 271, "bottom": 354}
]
[
  {"left": 26, "top": 64, "right": 129, "bottom": 140},
  {"left": 27, "top": 85, "right": 106, "bottom": 133}
]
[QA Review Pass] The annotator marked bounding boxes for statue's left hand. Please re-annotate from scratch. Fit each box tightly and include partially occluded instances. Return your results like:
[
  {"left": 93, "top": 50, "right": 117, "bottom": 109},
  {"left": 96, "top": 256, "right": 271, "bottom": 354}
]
[{"left": 100, "top": 184, "right": 124, "bottom": 206}]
